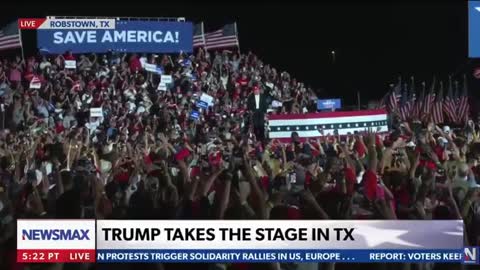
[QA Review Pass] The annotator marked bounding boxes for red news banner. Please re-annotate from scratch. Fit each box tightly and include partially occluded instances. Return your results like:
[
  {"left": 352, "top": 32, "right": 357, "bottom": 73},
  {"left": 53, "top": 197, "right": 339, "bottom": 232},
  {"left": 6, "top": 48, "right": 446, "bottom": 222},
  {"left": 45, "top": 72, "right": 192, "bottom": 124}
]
[
  {"left": 18, "top": 18, "right": 47, "bottom": 29},
  {"left": 17, "top": 220, "right": 96, "bottom": 263}
]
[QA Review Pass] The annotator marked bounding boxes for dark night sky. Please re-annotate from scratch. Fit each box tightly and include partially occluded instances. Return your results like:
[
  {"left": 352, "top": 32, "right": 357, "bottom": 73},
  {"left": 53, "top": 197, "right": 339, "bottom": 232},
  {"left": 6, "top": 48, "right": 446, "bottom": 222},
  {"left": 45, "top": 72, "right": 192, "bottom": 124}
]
[{"left": 0, "top": 2, "right": 473, "bottom": 105}]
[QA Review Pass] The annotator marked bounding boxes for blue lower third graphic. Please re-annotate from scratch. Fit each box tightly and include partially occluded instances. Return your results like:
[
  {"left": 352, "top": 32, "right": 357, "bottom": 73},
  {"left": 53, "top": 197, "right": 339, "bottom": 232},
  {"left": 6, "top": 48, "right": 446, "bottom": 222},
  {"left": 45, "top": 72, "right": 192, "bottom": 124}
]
[{"left": 96, "top": 249, "right": 464, "bottom": 263}]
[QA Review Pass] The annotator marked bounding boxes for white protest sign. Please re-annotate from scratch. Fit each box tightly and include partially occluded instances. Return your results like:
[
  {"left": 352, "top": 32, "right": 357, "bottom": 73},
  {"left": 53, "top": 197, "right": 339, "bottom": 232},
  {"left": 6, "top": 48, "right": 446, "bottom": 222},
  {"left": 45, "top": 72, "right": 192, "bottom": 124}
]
[
  {"left": 161, "top": 75, "right": 173, "bottom": 84},
  {"left": 157, "top": 82, "right": 167, "bottom": 91},
  {"left": 271, "top": 100, "right": 283, "bottom": 108},
  {"left": 65, "top": 60, "right": 77, "bottom": 69},
  {"left": 144, "top": 63, "right": 162, "bottom": 74},
  {"left": 200, "top": 93, "right": 214, "bottom": 106},
  {"left": 90, "top": 107, "right": 103, "bottom": 118}
]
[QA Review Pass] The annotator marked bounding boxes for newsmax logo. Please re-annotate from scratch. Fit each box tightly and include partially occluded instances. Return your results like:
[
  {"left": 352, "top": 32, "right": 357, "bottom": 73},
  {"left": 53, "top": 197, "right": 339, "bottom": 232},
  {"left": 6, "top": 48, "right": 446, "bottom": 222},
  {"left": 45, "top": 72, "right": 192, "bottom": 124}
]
[
  {"left": 464, "top": 247, "right": 479, "bottom": 264},
  {"left": 22, "top": 229, "right": 90, "bottom": 241},
  {"left": 17, "top": 220, "right": 95, "bottom": 251}
]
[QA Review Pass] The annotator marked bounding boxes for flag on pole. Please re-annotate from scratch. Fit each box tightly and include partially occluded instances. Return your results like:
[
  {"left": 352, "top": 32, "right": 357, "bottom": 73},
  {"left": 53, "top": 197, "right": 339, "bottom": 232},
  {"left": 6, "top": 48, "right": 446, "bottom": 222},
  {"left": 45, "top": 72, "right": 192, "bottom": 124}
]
[
  {"left": 444, "top": 77, "right": 457, "bottom": 123},
  {"left": 0, "top": 21, "right": 22, "bottom": 51},
  {"left": 456, "top": 75, "right": 470, "bottom": 125},
  {"left": 205, "top": 23, "right": 239, "bottom": 50},
  {"left": 422, "top": 79, "right": 435, "bottom": 123},
  {"left": 193, "top": 22, "right": 206, "bottom": 48},
  {"left": 432, "top": 81, "right": 444, "bottom": 124},
  {"left": 398, "top": 85, "right": 409, "bottom": 121},
  {"left": 412, "top": 79, "right": 424, "bottom": 121},
  {"left": 377, "top": 92, "right": 388, "bottom": 110},
  {"left": 387, "top": 78, "right": 401, "bottom": 113}
]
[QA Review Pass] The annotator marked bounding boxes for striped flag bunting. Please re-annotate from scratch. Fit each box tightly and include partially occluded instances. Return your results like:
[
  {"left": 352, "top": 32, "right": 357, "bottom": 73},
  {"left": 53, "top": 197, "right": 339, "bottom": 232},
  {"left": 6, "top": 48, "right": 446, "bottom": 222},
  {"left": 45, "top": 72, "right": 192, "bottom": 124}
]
[
  {"left": 268, "top": 110, "right": 389, "bottom": 141},
  {"left": 193, "top": 22, "right": 206, "bottom": 48},
  {"left": 205, "top": 23, "right": 239, "bottom": 50},
  {"left": 0, "top": 21, "right": 22, "bottom": 51},
  {"left": 456, "top": 75, "right": 470, "bottom": 125},
  {"left": 444, "top": 77, "right": 457, "bottom": 123},
  {"left": 432, "top": 81, "right": 444, "bottom": 124}
]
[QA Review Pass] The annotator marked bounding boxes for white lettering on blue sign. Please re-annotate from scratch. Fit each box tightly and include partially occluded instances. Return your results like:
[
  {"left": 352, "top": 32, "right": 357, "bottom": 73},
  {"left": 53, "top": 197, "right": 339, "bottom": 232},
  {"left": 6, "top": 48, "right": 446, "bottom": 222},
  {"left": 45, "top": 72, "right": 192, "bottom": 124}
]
[
  {"left": 53, "top": 31, "right": 97, "bottom": 44},
  {"left": 52, "top": 30, "right": 180, "bottom": 44}
]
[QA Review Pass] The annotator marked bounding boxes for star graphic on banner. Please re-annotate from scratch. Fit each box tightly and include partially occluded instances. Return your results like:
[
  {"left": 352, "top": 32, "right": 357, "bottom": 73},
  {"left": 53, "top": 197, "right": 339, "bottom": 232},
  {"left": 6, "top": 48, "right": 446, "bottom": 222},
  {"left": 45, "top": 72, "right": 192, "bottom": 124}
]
[
  {"left": 347, "top": 124, "right": 351, "bottom": 127},
  {"left": 355, "top": 123, "right": 359, "bottom": 127},
  {"left": 330, "top": 125, "right": 334, "bottom": 128},
  {"left": 296, "top": 126, "right": 300, "bottom": 130},
  {"left": 286, "top": 127, "right": 290, "bottom": 131},
  {"left": 363, "top": 123, "right": 367, "bottom": 127},
  {"left": 354, "top": 226, "right": 422, "bottom": 248},
  {"left": 322, "top": 125, "right": 326, "bottom": 129},
  {"left": 277, "top": 127, "right": 281, "bottom": 131},
  {"left": 305, "top": 126, "right": 309, "bottom": 130},
  {"left": 339, "top": 124, "right": 342, "bottom": 128}
]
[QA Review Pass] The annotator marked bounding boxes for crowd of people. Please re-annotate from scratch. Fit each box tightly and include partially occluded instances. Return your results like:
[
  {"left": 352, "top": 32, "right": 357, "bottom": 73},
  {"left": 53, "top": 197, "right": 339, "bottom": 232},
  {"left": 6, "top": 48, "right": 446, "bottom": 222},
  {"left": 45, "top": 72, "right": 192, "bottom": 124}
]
[{"left": 0, "top": 48, "right": 478, "bottom": 270}]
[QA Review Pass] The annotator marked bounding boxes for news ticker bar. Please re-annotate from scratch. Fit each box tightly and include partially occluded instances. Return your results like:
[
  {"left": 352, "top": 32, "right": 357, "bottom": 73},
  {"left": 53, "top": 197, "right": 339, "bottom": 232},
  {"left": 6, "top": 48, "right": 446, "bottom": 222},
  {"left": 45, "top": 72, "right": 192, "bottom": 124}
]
[
  {"left": 17, "top": 219, "right": 477, "bottom": 264},
  {"left": 96, "top": 249, "right": 469, "bottom": 263},
  {"left": 17, "top": 249, "right": 479, "bottom": 264}
]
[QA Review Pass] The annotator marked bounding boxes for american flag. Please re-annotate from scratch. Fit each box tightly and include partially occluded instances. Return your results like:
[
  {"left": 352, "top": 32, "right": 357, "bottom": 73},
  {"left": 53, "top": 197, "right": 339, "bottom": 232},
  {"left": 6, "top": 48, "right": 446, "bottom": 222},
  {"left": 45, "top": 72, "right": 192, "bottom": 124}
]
[
  {"left": 444, "top": 77, "right": 457, "bottom": 123},
  {"left": 387, "top": 79, "right": 402, "bottom": 113},
  {"left": 456, "top": 75, "right": 470, "bottom": 125},
  {"left": 454, "top": 81, "right": 460, "bottom": 104},
  {"left": 193, "top": 22, "right": 206, "bottom": 48},
  {"left": 268, "top": 110, "right": 389, "bottom": 141},
  {"left": 412, "top": 80, "right": 424, "bottom": 121},
  {"left": 422, "top": 80, "right": 435, "bottom": 123},
  {"left": 377, "top": 92, "right": 388, "bottom": 109},
  {"left": 398, "top": 86, "right": 410, "bottom": 121},
  {"left": 205, "top": 23, "right": 239, "bottom": 50},
  {"left": 408, "top": 86, "right": 417, "bottom": 118},
  {"left": 432, "top": 81, "right": 444, "bottom": 124},
  {"left": 0, "top": 21, "right": 22, "bottom": 51}
]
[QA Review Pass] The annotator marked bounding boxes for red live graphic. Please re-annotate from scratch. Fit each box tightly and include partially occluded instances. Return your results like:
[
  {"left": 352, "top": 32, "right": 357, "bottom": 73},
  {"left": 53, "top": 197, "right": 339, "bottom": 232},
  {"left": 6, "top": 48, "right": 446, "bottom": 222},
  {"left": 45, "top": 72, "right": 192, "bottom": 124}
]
[
  {"left": 18, "top": 18, "right": 46, "bottom": 29},
  {"left": 17, "top": 249, "right": 95, "bottom": 263}
]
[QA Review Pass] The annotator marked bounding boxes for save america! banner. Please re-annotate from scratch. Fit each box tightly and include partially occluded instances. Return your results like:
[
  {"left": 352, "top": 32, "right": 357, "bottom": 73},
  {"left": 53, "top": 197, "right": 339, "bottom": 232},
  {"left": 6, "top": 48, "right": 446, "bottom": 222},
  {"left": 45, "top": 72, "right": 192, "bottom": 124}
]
[{"left": 36, "top": 20, "right": 193, "bottom": 54}]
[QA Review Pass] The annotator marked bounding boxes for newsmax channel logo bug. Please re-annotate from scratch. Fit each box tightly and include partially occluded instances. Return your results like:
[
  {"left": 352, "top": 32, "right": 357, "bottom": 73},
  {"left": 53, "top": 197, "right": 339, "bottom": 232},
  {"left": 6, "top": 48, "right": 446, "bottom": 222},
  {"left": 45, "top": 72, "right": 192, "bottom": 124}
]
[
  {"left": 464, "top": 247, "right": 479, "bottom": 264},
  {"left": 22, "top": 229, "right": 91, "bottom": 241}
]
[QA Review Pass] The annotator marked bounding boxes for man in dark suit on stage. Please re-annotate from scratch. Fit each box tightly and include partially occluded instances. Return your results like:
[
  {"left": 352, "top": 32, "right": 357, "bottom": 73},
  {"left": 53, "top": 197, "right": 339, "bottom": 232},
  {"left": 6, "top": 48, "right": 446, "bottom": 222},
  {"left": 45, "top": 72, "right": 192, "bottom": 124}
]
[{"left": 247, "top": 85, "right": 268, "bottom": 141}]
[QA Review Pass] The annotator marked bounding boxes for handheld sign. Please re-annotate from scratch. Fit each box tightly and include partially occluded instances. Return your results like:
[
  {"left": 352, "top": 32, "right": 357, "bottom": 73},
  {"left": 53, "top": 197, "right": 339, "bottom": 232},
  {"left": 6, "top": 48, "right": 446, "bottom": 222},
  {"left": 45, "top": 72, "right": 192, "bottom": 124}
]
[
  {"left": 161, "top": 75, "right": 173, "bottom": 84},
  {"left": 317, "top": 99, "right": 341, "bottom": 110},
  {"left": 157, "top": 82, "right": 167, "bottom": 91},
  {"left": 65, "top": 60, "right": 77, "bottom": 69},
  {"left": 200, "top": 93, "right": 214, "bottom": 107},
  {"left": 190, "top": 110, "right": 200, "bottom": 120}
]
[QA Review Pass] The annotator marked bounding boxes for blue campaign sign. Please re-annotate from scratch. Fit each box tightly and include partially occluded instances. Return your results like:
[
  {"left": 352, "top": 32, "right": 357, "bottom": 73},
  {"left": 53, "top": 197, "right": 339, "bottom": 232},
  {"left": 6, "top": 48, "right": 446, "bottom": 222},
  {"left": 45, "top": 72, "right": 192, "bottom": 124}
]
[
  {"left": 37, "top": 20, "right": 193, "bottom": 54},
  {"left": 317, "top": 99, "right": 341, "bottom": 110},
  {"left": 190, "top": 110, "right": 200, "bottom": 120},
  {"left": 469, "top": 1, "right": 480, "bottom": 57},
  {"left": 196, "top": 100, "right": 209, "bottom": 109}
]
